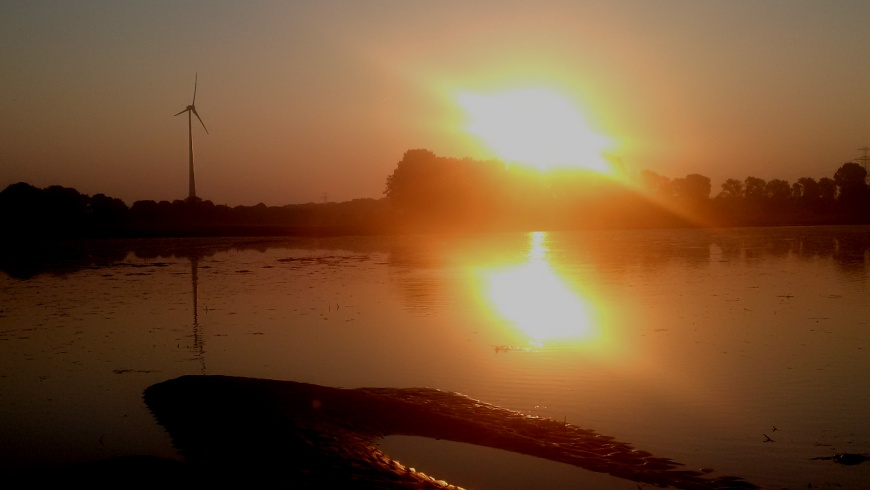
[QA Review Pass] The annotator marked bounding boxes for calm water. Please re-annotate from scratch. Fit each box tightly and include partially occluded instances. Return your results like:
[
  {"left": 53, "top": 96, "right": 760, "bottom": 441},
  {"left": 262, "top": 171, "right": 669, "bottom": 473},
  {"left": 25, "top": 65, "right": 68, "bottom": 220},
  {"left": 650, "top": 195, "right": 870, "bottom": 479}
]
[{"left": 1, "top": 227, "right": 869, "bottom": 488}]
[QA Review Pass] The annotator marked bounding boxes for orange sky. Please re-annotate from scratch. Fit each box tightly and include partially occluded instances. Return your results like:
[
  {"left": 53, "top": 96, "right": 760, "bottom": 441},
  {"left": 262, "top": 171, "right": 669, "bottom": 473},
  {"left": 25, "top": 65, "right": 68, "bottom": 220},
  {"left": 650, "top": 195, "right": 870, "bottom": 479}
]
[{"left": 2, "top": 1, "right": 869, "bottom": 206}]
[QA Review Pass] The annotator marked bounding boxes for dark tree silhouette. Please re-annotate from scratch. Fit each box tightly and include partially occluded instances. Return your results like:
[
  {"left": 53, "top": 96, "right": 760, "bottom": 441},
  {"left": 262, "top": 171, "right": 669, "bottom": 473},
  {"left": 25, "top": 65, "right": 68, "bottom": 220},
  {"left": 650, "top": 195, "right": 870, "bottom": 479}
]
[
  {"left": 765, "top": 179, "right": 792, "bottom": 214},
  {"left": 818, "top": 177, "right": 837, "bottom": 210},
  {"left": 671, "top": 174, "right": 711, "bottom": 202},
  {"left": 792, "top": 177, "right": 819, "bottom": 201},
  {"left": 383, "top": 149, "right": 518, "bottom": 228},
  {"left": 384, "top": 149, "right": 441, "bottom": 209},
  {"left": 834, "top": 162, "right": 867, "bottom": 190},
  {"left": 744, "top": 177, "right": 767, "bottom": 203},
  {"left": 89, "top": 193, "right": 129, "bottom": 224},
  {"left": 639, "top": 170, "right": 671, "bottom": 196},
  {"left": 7, "top": 148, "right": 870, "bottom": 239},
  {"left": 0, "top": 182, "right": 44, "bottom": 230},
  {"left": 718, "top": 179, "right": 743, "bottom": 200},
  {"left": 834, "top": 162, "right": 868, "bottom": 214}
]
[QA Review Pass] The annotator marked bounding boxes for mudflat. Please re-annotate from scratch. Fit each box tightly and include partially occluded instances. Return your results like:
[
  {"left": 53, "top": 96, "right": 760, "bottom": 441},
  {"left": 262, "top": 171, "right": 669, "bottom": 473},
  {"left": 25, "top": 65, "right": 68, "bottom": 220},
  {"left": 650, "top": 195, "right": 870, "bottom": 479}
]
[
  {"left": 137, "top": 375, "right": 757, "bottom": 489},
  {"left": 4, "top": 375, "right": 760, "bottom": 488}
]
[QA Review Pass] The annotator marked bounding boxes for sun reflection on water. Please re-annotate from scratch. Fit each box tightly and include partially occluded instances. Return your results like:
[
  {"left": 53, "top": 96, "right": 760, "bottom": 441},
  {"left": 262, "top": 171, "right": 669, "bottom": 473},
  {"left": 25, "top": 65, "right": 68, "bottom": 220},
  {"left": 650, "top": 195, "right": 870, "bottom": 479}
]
[{"left": 478, "top": 232, "right": 602, "bottom": 346}]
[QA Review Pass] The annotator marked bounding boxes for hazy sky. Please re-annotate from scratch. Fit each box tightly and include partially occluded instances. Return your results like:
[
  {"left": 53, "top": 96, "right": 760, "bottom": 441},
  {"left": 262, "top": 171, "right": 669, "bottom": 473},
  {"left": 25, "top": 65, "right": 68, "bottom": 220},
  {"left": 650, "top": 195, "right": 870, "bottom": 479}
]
[{"left": 2, "top": 1, "right": 869, "bottom": 206}]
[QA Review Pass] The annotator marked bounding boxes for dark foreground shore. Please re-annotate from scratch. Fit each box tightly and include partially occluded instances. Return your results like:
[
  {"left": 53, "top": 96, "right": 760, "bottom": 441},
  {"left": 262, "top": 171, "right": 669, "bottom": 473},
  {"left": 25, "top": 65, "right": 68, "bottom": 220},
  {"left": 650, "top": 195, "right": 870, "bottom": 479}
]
[{"left": 9, "top": 375, "right": 759, "bottom": 489}]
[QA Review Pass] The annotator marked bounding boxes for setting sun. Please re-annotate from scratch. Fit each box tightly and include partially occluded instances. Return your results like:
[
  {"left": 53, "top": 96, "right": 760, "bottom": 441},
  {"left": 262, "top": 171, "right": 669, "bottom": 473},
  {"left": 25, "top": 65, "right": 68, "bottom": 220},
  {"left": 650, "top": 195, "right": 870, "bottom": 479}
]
[{"left": 457, "top": 88, "right": 614, "bottom": 173}]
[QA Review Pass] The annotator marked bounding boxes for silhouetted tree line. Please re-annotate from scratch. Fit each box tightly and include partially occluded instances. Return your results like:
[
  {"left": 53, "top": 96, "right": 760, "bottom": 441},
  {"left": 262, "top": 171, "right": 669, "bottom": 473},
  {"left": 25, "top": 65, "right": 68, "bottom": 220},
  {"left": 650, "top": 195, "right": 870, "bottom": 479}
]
[
  {"left": 3, "top": 154, "right": 870, "bottom": 239},
  {"left": 384, "top": 149, "right": 657, "bottom": 230},
  {"left": 703, "top": 162, "right": 868, "bottom": 226},
  {"left": 384, "top": 150, "right": 870, "bottom": 229},
  {"left": 0, "top": 183, "right": 130, "bottom": 236},
  {"left": 0, "top": 182, "right": 394, "bottom": 239}
]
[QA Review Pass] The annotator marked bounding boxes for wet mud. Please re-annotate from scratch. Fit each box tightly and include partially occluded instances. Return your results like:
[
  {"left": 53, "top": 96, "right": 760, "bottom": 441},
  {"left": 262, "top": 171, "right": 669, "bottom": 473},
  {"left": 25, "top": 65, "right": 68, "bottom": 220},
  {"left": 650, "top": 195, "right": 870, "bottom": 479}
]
[{"left": 142, "top": 375, "right": 758, "bottom": 489}]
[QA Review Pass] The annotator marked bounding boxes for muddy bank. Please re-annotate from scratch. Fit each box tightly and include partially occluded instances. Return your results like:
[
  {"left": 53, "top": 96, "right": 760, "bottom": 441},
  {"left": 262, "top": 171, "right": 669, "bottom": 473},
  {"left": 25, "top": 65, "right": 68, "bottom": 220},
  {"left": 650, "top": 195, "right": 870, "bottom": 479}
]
[{"left": 139, "top": 375, "right": 757, "bottom": 489}]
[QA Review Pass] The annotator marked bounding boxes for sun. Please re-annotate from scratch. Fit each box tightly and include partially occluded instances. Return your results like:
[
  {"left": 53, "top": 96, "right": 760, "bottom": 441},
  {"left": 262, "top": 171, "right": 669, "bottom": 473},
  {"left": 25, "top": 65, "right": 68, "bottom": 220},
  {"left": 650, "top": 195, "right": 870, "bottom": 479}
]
[{"left": 457, "top": 87, "right": 614, "bottom": 173}]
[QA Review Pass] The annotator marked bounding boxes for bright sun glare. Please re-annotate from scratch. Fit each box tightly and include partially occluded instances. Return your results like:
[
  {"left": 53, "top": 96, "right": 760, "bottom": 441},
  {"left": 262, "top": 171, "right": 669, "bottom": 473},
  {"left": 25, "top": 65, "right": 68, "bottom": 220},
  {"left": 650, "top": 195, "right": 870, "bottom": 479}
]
[
  {"left": 457, "top": 88, "right": 613, "bottom": 173},
  {"left": 481, "top": 232, "right": 598, "bottom": 344}
]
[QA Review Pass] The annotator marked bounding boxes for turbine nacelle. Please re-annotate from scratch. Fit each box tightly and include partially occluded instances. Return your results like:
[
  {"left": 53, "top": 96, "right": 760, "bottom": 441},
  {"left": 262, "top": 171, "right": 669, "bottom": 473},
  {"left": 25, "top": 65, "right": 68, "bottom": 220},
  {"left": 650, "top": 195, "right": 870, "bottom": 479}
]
[{"left": 174, "top": 75, "right": 208, "bottom": 134}]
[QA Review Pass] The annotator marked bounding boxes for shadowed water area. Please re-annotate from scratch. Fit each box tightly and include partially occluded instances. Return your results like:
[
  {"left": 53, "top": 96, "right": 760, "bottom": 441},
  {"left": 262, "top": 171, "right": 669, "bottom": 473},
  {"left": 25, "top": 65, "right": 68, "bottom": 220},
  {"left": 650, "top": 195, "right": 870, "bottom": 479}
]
[{"left": 1, "top": 226, "right": 869, "bottom": 488}]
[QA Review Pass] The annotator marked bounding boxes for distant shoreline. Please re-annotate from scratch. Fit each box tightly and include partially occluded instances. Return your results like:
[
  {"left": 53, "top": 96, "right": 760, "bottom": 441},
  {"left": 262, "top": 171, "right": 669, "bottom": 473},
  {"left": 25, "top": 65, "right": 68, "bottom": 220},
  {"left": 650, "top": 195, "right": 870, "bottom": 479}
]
[
  {"left": 4, "top": 175, "right": 870, "bottom": 242},
  {"left": 3, "top": 218, "right": 868, "bottom": 242}
]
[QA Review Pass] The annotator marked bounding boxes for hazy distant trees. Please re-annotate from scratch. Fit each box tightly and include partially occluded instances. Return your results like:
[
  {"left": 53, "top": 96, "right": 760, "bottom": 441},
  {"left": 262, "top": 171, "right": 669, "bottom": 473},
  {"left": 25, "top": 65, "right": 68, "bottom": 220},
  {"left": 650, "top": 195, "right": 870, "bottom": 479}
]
[
  {"left": 125, "top": 197, "right": 393, "bottom": 233},
  {"left": 0, "top": 182, "right": 130, "bottom": 236},
  {"left": 789, "top": 177, "right": 836, "bottom": 215},
  {"left": 384, "top": 149, "right": 520, "bottom": 228},
  {"left": 714, "top": 175, "right": 803, "bottom": 223},
  {"left": 90, "top": 193, "right": 129, "bottom": 224},
  {"left": 639, "top": 170, "right": 671, "bottom": 195},
  {"left": 630, "top": 170, "right": 715, "bottom": 225},
  {"left": 384, "top": 149, "right": 468, "bottom": 218},
  {"left": 673, "top": 174, "right": 712, "bottom": 202},
  {"left": 792, "top": 177, "right": 819, "bottom": 207},
  {"left": 384, "top": 149, "right": 439, "bottom": 209},
  {"left": 708, "top": 162, "right": 868, "bottom": 225},
  {"left": 0, "top": 182, "right": 44, "bottom": 231},
  {"left": 718, "top": 179, "right": 743, "bottom": 201},
  {"left": 0, "top": 182, "right": 394, "bottom": 239},
  {"left": 382, "top": 150, "right": 870, "bottom": 230},
  {"left": 819, "top": 178, "right": 837, "bottom": 207},
  {"left": 4, "top": 153, "right": 870, "bottom": 239},
  {"left": 833, "top": 162, "right": 868, "bottom": 213},
  {"left": 384, "top": 151, "right": 705, "bottom": 229},
  {"left": 743, "top": 176, "right": 767, "bottom": 206},
  {"left": 766, "top": 179, "right": 792, "bottom": 215}
]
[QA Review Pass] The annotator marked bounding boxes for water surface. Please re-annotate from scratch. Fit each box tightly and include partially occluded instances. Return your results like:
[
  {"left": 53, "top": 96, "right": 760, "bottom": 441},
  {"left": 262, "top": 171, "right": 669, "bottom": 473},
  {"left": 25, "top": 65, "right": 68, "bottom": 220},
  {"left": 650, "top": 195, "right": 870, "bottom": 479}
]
[{"left": 1, "top": 227, "right": 869, "bottom": 487}]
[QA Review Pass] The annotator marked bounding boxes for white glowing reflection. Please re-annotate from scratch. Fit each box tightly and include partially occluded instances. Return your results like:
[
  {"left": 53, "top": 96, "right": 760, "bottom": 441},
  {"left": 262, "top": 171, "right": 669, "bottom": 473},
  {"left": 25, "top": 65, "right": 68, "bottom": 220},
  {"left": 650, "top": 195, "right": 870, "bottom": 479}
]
[{"left": 481, "top": 232, "right": 599, "bottom": 344}]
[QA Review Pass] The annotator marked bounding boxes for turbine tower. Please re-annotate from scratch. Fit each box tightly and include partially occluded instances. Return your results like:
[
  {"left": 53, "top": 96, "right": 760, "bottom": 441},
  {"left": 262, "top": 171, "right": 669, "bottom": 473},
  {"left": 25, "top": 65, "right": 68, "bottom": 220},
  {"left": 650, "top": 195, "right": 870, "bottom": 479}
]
[{"left": 174, "top": 74, "right": 208, "bottom": 200}]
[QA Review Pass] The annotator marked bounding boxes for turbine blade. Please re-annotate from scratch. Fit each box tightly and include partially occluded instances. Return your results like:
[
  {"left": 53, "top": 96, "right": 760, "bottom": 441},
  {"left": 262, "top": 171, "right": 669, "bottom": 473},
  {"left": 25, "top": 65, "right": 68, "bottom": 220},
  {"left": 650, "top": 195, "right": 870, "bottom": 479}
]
[
  {"left": 174, "top": 108, "right": 190, "bottom": 116},
  {"left": 193, "top": 109, "right": 209, "bottom": 134},
  {"left": 192, "top": 73, "right": 198, "bottom": 104}
]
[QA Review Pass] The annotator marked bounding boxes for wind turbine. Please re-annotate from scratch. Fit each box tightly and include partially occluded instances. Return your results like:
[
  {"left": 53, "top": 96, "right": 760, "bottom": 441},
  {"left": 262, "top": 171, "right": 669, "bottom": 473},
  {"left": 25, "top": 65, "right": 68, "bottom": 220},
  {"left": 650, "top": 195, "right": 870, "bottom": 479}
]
[{"left": 175, "top": 73, "right": 209, "bottom": 200}]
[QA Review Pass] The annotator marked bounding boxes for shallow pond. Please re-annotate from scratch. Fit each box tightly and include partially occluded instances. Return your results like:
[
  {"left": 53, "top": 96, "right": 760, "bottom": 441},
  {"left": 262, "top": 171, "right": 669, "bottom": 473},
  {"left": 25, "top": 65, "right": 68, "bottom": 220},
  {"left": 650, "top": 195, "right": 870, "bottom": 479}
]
[{"left": 1, "top": 226, "right": 869, "bottom": 488}]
